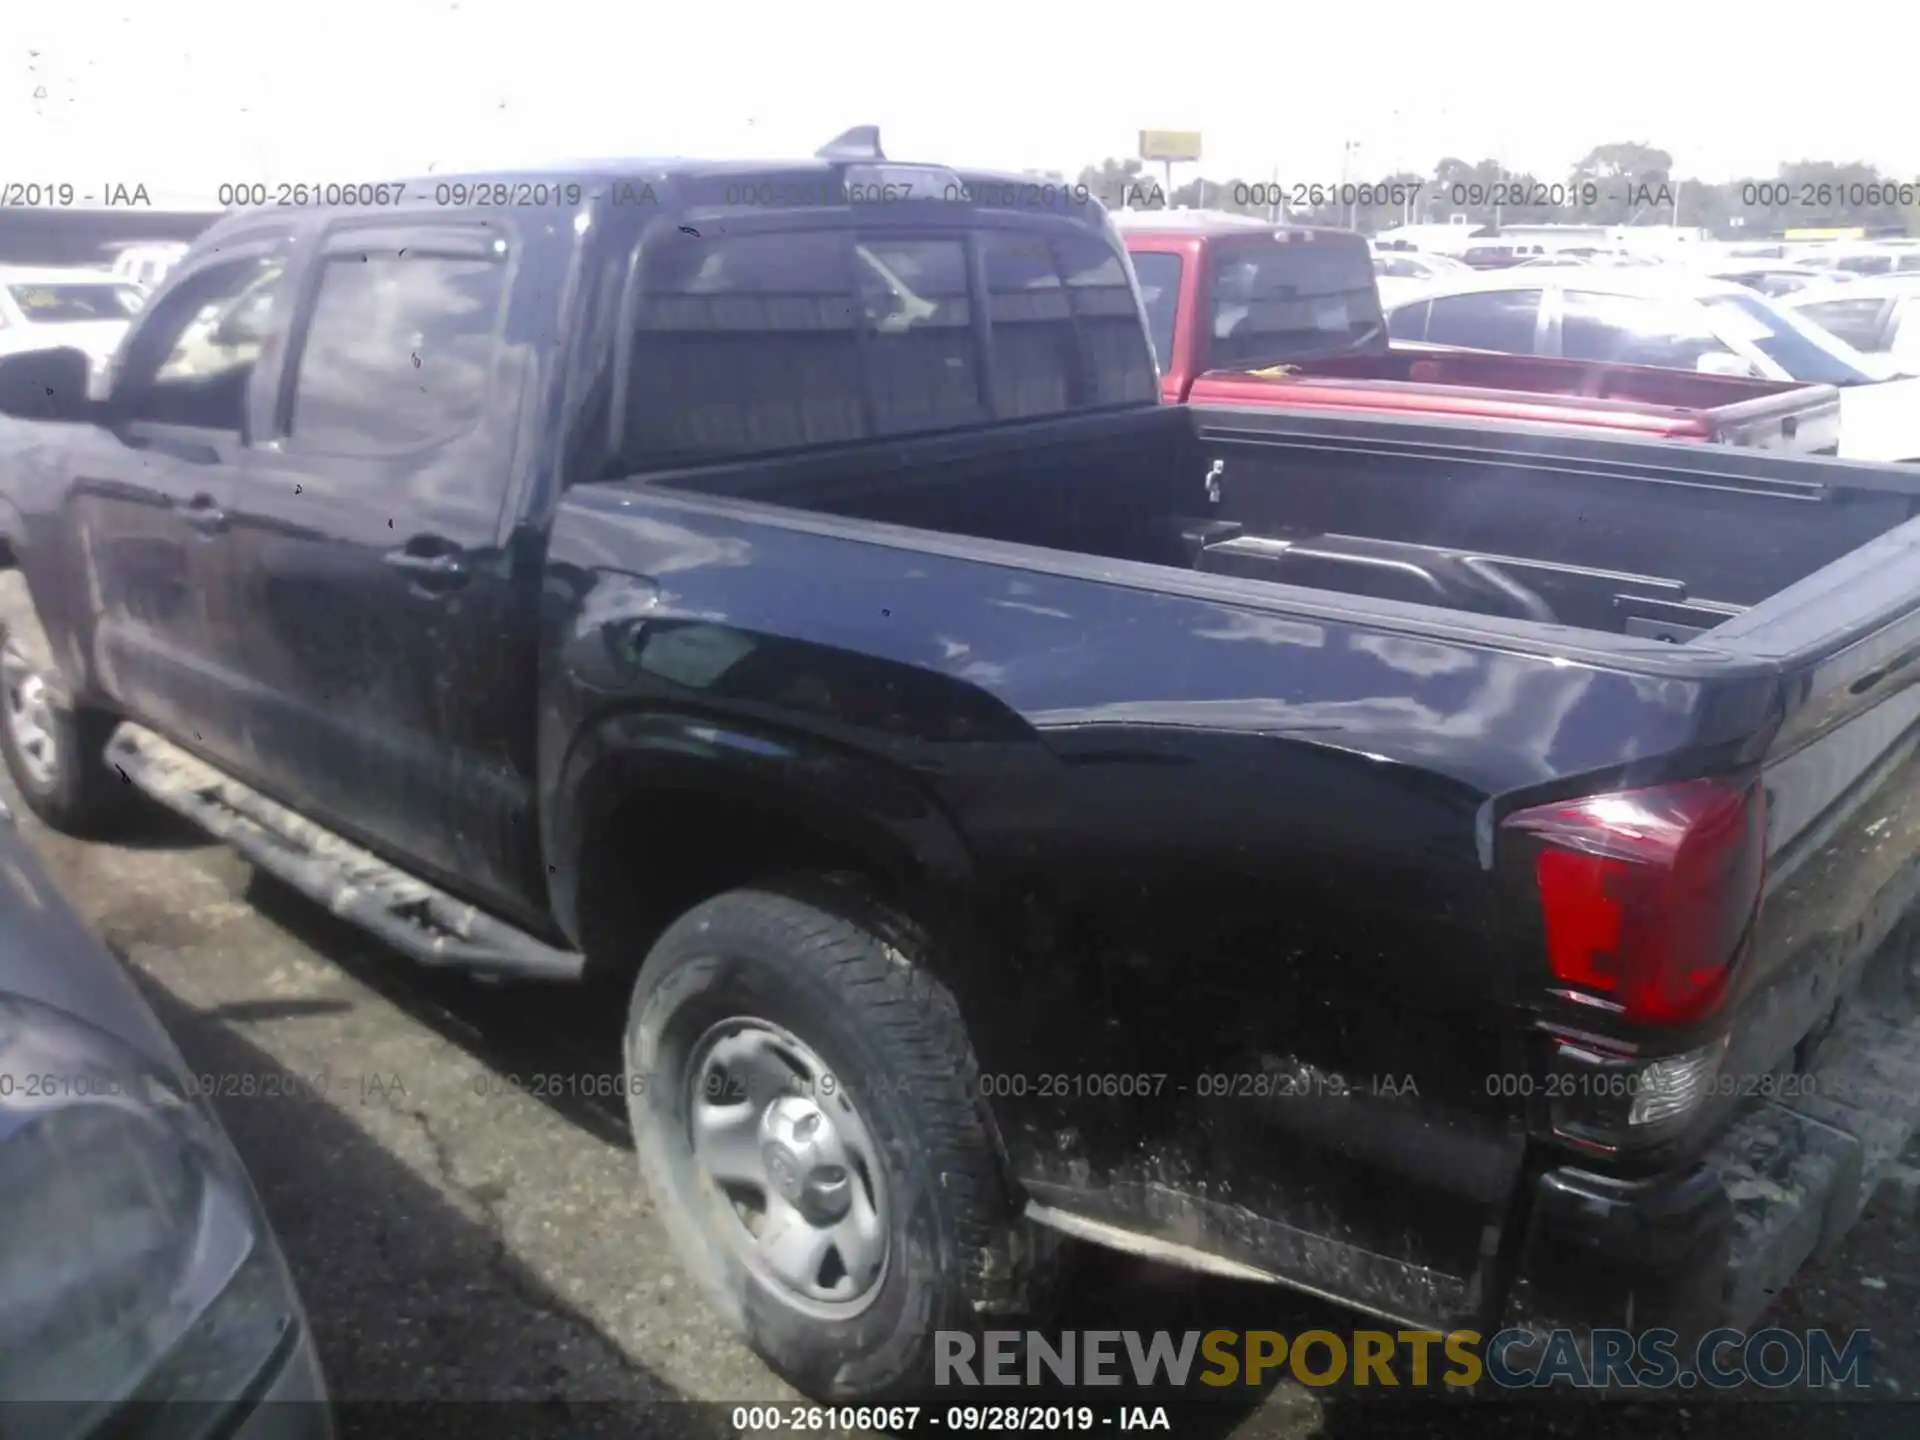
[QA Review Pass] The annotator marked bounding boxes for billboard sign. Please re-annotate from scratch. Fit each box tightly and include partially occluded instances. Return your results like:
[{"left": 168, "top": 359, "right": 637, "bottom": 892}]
[{"left": 1138, "top": 130, "right": 1202, "bottom": 163}]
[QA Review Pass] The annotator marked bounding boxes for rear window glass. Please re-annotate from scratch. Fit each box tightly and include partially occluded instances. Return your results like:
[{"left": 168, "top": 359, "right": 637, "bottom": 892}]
[
  {"left": 620, "top": 227, "right": 1154, "bottom": 466},
  {"left": 1207, "top": 239, "right": 1384, "bottom": 368},
  {"left": 1128, "top": 251, "right": 1183, "bottom": 373},
  {"left": 856, "top": 237, "right": 985, "bottom": 434},
  {"left": 1056, "top": 234, "right": 1158, "bottom": 406}
]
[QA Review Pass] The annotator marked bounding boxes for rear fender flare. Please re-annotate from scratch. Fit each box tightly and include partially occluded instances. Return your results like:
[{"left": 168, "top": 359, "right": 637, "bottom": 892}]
[{"left": 544, "top": 707, "right": 977, "bottom": 948}]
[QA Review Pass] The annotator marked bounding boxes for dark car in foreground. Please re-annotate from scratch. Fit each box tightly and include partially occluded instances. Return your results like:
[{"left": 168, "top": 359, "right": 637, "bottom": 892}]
[
  {"left": 0, "top": 793, "right": 329, "bottom": 1438},
  {"left": 5, "top": 127, "right": 1920, "bottom": 1403}
]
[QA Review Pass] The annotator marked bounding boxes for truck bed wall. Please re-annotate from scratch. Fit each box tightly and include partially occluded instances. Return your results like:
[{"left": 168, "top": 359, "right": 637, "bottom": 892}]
[
  {"left": 649, "top": 406, "right": 1920, "bottom": 631},
  {"left": 650, "top": 407, "right": 1202, "bottom": 569},
  {"left": 1199, "top": 423, "right": 1916, "bottom": 608}
]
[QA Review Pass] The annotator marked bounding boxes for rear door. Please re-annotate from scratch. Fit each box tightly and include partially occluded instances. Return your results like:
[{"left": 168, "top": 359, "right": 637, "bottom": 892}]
[
  {"left": 63, "top": 240, "right": 291, "bottom": 763},
  {"left": 226, "top": 217, "right": 541, "bottom": 915}
]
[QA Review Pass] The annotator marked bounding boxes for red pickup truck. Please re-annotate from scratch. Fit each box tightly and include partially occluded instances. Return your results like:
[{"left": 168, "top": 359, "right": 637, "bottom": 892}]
[{"left": 1118, "top": 212, "right": 1843, "bottom": 452}]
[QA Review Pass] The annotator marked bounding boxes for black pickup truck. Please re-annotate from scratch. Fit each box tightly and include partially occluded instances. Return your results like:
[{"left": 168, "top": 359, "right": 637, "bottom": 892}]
[{"left": 5, "top": 128, "right": 1920, "bottom": 1402}]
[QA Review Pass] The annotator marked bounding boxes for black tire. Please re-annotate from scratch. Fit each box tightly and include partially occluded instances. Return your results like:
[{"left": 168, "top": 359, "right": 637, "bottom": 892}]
[
  {"left": 0, "top": 594, "right": 128, "bottom": 836},
  {"left": 625, "top": 879, "right": 1019, "bottom": 1403}
]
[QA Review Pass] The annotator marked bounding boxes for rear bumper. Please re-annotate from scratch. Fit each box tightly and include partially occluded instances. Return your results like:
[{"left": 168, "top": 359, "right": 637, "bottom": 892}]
[
  {"left": 1499, "top": 1160, "right": 1732, "bottom": 1342},
  {"left": 1500, "top": 953, "right": 1920, "bottom": 1341}
]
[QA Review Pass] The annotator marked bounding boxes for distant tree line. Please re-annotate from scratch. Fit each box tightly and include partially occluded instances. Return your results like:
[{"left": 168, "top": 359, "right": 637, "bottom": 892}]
[{"left": 1063, "top": 142, "right": 1920, "bottom": 238}]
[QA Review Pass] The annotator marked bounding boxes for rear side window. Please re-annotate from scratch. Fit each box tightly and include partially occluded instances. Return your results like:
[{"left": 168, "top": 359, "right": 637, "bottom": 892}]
[
  {"left": 288, "top": 245, "right": 508, "bottom": 455},
  {"left": 1797, "top": 296, "right": 1893, "bottom": 351},
  {"left": 1386, "top": 299, "right": 1430, "bottom": 342},
  {"left": 619, "top": 227, "right": 1154, "bottom": 467},
  {"left": 1559, "top": 290, "right": 1738, "bottom": 369},
  {"left": 1424, "top": 290, "right": 1542, "bottom": 353}
]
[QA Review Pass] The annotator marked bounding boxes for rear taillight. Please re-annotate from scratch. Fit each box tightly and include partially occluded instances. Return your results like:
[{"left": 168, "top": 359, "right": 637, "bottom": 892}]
[{"left": 1502, "top": 777, "right": 1767, "bottom": 1028}]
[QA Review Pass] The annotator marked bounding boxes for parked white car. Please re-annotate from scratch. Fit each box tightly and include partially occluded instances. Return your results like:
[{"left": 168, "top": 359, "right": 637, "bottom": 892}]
[
  {"left": 0, "top": 267, "right": 145, "bottom": 366},
  {"left": 109, "top": 242, "right": 190, "bottom": 294},
  {"left": 1697, "top": 263, "right": 1847, "bottom": 299},
  {"left": 1381, "top": 267, "right": 1920, "bottom": 462},
  {"left": 1779, "top": 274, "right": 1920, "bottom": 379},
  {"left": 1795, "top": 242, "right": 1920, "bottom": 278},
  {"left": 1370, "top": 249, "right": 1470, "bottom": 307}
]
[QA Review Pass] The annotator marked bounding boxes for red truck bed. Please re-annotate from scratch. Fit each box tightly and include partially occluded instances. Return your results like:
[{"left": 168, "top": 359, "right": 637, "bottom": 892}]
[
  {"left": 1119, "top": 216, "right": 1842, "bottom": 452},
  {"left": 1191, "top": 344, "right": 1842, "bottom": 449}
]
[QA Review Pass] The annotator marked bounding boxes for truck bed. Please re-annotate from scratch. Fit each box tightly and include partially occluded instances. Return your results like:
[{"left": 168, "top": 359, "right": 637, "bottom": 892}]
[
  {"left": 1189, "top": 346, "right": 1843, "bottom": 452},
  {"left": 648, "top": 404, "right": 1920, "bottom": 643},
  {"left": 567, "top": 405, "right": 1920, "bottom": 1335}
]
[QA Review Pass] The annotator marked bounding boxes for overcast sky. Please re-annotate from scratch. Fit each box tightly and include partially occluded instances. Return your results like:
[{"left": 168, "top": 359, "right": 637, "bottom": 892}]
[{"left": 4, "top": 0, "right": 1906, "bottom": 204}]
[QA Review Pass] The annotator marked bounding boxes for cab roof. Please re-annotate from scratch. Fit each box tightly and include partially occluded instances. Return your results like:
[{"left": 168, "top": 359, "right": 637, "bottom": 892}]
[{"left": 198, "top": 127, "right": 1119, "bottom": 245}]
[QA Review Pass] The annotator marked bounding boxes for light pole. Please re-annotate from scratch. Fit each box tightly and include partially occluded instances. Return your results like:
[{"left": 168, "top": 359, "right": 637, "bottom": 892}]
[{"left": 1341, "top": 141, "right": 1361, "bottom": 228}]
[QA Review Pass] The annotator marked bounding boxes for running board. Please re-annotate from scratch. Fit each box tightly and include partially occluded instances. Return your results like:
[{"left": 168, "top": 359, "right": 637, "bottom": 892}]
[{"left": 107, "top": 724, "right": 584, "bottom": 982}]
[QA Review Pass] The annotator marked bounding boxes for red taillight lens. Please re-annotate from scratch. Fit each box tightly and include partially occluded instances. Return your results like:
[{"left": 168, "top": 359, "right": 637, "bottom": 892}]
[{"left": 1502, "top": 777, "right": 1767, "bottom": 1027}]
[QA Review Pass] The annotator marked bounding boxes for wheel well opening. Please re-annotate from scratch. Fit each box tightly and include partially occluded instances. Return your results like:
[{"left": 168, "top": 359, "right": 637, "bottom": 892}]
[{"left": 574, "top": 784, "right": 913, "bottom": 981}]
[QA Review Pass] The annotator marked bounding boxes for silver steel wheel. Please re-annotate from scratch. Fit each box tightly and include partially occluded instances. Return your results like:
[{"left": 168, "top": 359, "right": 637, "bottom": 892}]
[
  {"left": 1, "top": 640, "right": 59, "bottom": 790},
  {"left": 686, "top": 1017, "right": 890, "bottom": 1317}
]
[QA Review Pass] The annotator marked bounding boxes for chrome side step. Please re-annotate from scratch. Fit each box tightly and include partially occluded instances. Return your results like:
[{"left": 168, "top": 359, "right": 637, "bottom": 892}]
[{"left": 107, "top": 723, "right": 584, "bottom": 982}]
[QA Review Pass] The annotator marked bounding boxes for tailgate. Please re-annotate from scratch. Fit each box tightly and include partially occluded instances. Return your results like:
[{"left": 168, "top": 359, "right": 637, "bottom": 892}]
[
  {"left": 1696, "top": 521, "right": 1920, "bottom": 1323},
  {"left": 1837, "top": 377, "right": 1920, "bottom": 464}
]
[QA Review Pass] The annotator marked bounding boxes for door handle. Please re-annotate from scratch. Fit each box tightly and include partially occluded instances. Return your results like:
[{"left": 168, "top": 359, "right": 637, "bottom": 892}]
[
  {"left": 384, "top": 537, "right": 471, "bottom": 590},
  {"left": 178, "top": 492, "right": 229, "bottom": 534}
]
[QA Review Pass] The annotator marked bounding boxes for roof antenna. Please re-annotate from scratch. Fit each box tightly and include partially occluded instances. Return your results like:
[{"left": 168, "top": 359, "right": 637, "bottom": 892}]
[{"left": 816, "top": 125, "right": 885, "bottom": 162}]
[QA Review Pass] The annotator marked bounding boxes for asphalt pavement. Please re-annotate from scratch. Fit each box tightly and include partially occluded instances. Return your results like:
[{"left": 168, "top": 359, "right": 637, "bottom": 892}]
[{"left": 5, "top": 776, "right": 1917, "bottom": 1440}]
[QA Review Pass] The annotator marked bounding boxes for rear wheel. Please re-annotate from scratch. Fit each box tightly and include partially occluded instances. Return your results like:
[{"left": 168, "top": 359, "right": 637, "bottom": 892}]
[
  {"left": 625, "top": 880, "right": 1021, "bottom": 1402},
  {"left": 0, "top": 592, "right": 127, "bottom": 835}
]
